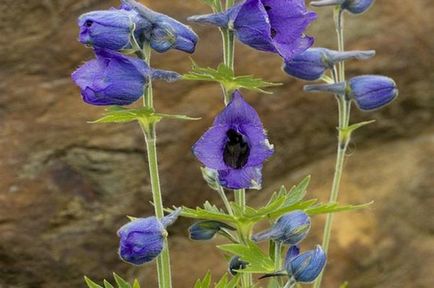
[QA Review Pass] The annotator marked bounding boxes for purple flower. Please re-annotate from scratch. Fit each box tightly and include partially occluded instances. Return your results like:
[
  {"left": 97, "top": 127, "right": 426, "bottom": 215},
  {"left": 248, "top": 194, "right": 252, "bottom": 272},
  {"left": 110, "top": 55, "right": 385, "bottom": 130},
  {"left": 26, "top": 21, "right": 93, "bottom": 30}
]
[
  {"left": 71, "top": 48, "right": 180, "bottom": 106},
  {"left": 283, "top": 48, "right": 375, "bottom": 81},
  {"left": 78, "top": 7, "right": 151, "bottom": 51},
  {"left": 121, "top": 0, "right": 198, "bottom": 53},
  {"left": 188, "top": 0, "right": 317, "bottom": 60},
  {"left": 252, "top": 211, "right": 311, "bottom": 245},
  {"left": 285, "top": 245, "right": 326, "bottom": 283},
  {"left": 192, "top": 91, "right": 274, "bottom": 190},
  {"left": 117, "top": 208, "right": 181, "bottom": 265},
  {"left": 349, "top": 75, "right": 398, "bottom": 111}
]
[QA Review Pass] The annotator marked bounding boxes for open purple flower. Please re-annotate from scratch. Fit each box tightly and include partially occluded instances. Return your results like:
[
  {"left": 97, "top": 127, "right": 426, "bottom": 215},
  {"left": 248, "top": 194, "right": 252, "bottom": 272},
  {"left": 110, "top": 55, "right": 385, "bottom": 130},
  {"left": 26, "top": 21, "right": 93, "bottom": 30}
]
[
  {"left": 193, "top": 91, "right": 274, "bottom": 189},
  {"left": 188, "top": 0, "right": 317, "bottom": 60},
  {"left": 71, "top": 48, "right": 179, "bottom": 106}
]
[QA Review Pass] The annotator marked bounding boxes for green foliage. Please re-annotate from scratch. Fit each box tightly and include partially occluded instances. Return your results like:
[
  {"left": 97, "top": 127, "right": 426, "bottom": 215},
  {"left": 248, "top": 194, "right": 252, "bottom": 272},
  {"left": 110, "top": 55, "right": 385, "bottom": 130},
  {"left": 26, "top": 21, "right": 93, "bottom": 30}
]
[
  {"left": 194, "top": 272, "right": 240, "bottom": 288},
  {"left": 84, "top": 274, "right": 140, "bottom": 288},
  {"left": 218, "top": 241, "right": 275, "bottom": 274},
  {"left": 90, "top": 106, "right": 200, "bottom": 126},
  {"left": 339, "top": 120, "right": 376, "bottom": 141},
  {"left": 339, "top": 282, "right": 349, "bottom": 288},
  {"left": 183, "top": 61, "right": 282, "bottom": 94},
  {"left": 178, "top": 176, "right": 371, "bottom": 227}
]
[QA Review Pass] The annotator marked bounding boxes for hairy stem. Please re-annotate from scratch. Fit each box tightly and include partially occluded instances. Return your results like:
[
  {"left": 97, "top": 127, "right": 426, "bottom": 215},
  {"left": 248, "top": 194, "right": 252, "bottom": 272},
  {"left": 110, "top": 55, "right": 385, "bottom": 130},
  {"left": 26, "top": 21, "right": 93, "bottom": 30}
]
[{"left": 313, "top": 7, "right": 351, "bottom": 288}]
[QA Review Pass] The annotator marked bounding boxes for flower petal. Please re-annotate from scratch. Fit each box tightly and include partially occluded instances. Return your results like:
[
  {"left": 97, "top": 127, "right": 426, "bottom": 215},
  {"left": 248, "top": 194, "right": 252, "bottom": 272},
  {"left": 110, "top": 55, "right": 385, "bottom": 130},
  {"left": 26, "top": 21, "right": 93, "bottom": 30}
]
[
  {"left": 214, "top": 91, "right": 263, "bottom": 127},
  {"left": 233, "top": 0, "right": 275, "bottom": 52},
  {"left": 192, "top": 125, "right": 229, "bottom": 170},
  {"left": 218, "top": 165, "right": 263, "bottom": 190},
  {"left": 240, "top": 124, "right": 274, "bottom": 166}
]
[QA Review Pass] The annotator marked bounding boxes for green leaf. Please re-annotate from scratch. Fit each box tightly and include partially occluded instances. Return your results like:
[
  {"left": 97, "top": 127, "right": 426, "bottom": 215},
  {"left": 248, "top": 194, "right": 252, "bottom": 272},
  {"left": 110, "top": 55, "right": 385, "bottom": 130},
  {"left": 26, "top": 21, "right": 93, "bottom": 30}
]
[
  {"left": 89, "top": 106, "right": 199, "bottom": 125},
  {"left": 194, "top": 272, "right": 212, "bottom": 288},
  {"left": 84, "top": 276, "right": 103, "bottom": 288},
  {"left": 176, "top": 203, "right": 236, "bottom": 223},
  {"left": 339, "top": 281, "right": 349, "bottom": 288},
  {"left": 339, "top": 120, "right": 376, "bottom": 140},
  {"left": 113, "top": 273, "right": 131, "bottom": 288},
  {"left": 305, "top": 201, "right": 373, "bottom": 216},
  {"left": 218, "top": 241, "right": 275, "bottom": 274},
  {"left": 132, "top": 280, "right": 141, "bottom": 288},
  {"left": 183, "top": 62, "right": 282, "bottom": 94},
  {"left": 103, "top": 280, "right": 115, "bottom": 288},
  {"left": 284, "top": 175, "right": 311, "bottom": 206}
]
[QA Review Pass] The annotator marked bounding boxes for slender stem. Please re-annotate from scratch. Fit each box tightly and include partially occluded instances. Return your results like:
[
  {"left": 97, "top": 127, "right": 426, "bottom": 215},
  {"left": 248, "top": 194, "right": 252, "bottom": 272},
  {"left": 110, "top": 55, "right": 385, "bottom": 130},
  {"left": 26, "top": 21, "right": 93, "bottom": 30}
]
[
  {"left": 313, "top": 8, "right": 351, "bottom": 288},
  {"left": 139, "top": 46, "right": 172, "bottom": 288},
  {"left": 234, "top": 189, "right": 246, "bottom": 212},
  {"left": 217, "top": 185, "right": 234, "bottom": 216}
]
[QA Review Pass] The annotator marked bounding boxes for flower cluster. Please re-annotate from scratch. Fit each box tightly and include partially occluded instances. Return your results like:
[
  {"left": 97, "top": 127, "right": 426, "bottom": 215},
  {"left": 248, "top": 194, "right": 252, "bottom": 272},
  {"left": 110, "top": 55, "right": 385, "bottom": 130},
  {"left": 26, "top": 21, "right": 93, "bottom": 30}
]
[
  {"left": 254, "top": 211, "right": 326, "bottom": 284},
  {"left": 72, "top": 0, "right": 198, "bottom": 106}
]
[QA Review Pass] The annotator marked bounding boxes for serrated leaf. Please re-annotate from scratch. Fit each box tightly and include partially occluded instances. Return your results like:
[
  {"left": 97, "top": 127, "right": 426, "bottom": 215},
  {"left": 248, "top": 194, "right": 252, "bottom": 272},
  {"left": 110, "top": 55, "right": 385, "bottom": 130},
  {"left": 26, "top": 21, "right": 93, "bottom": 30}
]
[
  {"left": 339, "top": 120, "right": 376, "bottom": 140},
  {"left": 113, "top": 273, "right": 131, "bottom": 288},
  {"left": 284, "top": 175, "right": 311, "bottom": 206},
  {"left": 89, "top": 106, "right": 199, "bottom": 125},
  {"left": 305, "top": 201, "right": 373, "bottom": 215},
  {"left": 183, "top": 62, "right": 281, "bottom": 94},
  {"left": 218, "top": 241, "right": 275, "bottom": 274},
  {"left": 84, "top": 276, "right": 103, "bottom": 288},
  {"left": 175, "top": 205, "right": 236, "bottom": 223},
  {"left": 103, "top": 280, "right": 115, "bottom": 288}
]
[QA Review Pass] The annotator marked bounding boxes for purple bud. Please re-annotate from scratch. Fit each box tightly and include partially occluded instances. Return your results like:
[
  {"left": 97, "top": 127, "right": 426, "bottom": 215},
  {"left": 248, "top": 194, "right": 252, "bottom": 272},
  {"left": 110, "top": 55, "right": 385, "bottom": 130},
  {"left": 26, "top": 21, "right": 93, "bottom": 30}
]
[
  {"left": 252, "top": 211, "right": 311, "bottom": 245},
  {"left": 285, "top": 245, "right": 301, "bottom": 264},
  {"left": 342, "top": 0, "right": 375, "bottom": 14},
  {"left": 117, "top": 210, "right": 180, "bottom": 265},
  {"left": 348, "top": 75, "right": 398, "bottom": 111},
  {"left": 286, "top": 245, "right": 327, "bottom": 283},
  {"left": 229, "top": 256, "right": 248, "bottom": 276},
  {"left": 122, "top": 0, "right": 198, "bottom": 53},
  {"left": 311, "top": 0, "right": 374, "bottom": 14},
  {"left": 283, "top": 48, "right": 375, "bottom": 81},
  {"left": 188, "top": 221, "right": 235, "bottom": 241},
  {"left": 71, "top": 49, "right": 179, "bottom": 106},
  {"left": 78, "top": 8, "right": 150, "bottom": 51}
]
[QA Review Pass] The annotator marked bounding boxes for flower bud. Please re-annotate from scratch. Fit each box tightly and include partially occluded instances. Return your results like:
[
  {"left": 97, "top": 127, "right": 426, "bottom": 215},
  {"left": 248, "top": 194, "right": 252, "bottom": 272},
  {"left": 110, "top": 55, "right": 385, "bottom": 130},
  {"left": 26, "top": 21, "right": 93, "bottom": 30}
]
[
  {"left": 283, "top": 48, "right": 375, "bottom": 81},
  {"left": 71, "top": 48, "right": 180, "bottom": 106},
  {"left": 348, "top": 75, "right": 398, "bottom": 111},
  {"left": 252, "top": 211, "right": 311, "bottom": 245},
  {"left": 188, "top": 221, "right": 235, "bottom": 241},
  {"left": 229, "top": 256, "right": 248, "bottom": 276},
  {"left": 303, "top": 82, "right": 346, "bottom": 95},
  {"left": 285, "top": 245, "right": 301, "bottom": 263},
  {"left": 285, "top": 245, "right": 326, "bottom": 283},
  {"left": 311, "top": 0, "right": 374, "bottom": 15},
  {"left": 117, "top": 209, "right": 181, "bottom": 265},
  {"left": 78, "top": 7, "right": 150, "bottom": 51},
  {"left": 122, "top": 0, "right": 198, "bottom": 53}
]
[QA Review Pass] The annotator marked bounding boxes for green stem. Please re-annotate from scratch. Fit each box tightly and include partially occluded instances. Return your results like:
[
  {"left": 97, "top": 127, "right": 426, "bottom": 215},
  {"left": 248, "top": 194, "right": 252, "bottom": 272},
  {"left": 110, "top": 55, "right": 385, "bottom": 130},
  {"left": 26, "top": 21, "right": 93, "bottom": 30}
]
[
  {"left": 313, "top": 8, "right": 351, "bottom": 288},
  {"left": 217, "top": 185, "right": 234, "bottom": 216},
  {"left": 139, "top": 45, "right": 172, "bottom": 288}
]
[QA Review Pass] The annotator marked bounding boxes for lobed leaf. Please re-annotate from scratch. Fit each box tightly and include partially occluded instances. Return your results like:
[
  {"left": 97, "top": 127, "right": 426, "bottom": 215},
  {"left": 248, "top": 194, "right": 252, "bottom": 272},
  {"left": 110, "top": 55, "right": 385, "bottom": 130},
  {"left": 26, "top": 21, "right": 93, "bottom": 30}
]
[{"left": 183, "top": 62, "right": 282, "bottom": 94}]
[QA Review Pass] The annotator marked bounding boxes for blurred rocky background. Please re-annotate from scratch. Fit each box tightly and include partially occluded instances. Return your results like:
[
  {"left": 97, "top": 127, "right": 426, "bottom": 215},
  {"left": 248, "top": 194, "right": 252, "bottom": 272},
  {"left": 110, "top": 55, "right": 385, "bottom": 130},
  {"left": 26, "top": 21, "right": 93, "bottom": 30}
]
[{"left": 0, "top": 0, "right": 433, "bottom": 287}]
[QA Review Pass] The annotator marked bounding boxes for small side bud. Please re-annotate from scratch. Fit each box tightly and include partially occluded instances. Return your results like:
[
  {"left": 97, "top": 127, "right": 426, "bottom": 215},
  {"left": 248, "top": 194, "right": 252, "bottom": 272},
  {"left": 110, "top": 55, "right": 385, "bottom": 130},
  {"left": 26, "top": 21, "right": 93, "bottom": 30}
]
[
  {"left": 304, "top": 82, "right": 346, "bottom": 95},
  {"left": 188, "top": 220, "right": 235, "bottom": 241},
  {"left": 188, "top": 13, "right": 230, "bottom": 28},
  {"left": 342, "top": 0, "right": 375, "bottom": 14},
  {"left": 286, "top": 245, "right": 327, "bottom": 283},
  {"left": 348, "top": 75, "right": 398, "bottom": 111},
  {"left": 252, "top": 211, "right": 311, "bottom": 245},
  {"left": 160, "top": 208, "right": 182, "bottom": 228},
  {"left": 229, "top": 256, "right": 248, "bottom": 275},
  {"left": 283, "top": 48, "right": 375, "bottom": 81},
  {"left": 151, "top": 69, "right": 181, "bottom": 83}
]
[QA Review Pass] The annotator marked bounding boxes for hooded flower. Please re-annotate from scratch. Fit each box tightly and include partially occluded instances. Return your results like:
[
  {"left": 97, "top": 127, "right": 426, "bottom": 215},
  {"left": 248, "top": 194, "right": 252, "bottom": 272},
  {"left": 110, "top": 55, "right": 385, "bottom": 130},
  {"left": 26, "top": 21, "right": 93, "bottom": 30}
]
[
  {"left": 188, "top": 0, "right": 317, "bottom": 60},
  {"left": 71, "top": 48, "right": 180, "bottom": 106},
  {"left": 192, "top": 91, "right": 274, "bottom": 190},
  {"left": 348, "top": 75, "right": 398, "bottom": 111},
  {"left": 78, "top": 6, "right": 151, "bottom": 51},
  {"left": 285, "top": 245, "right": 326, "bottom": 283},
  {"left": 252, "top": 211, "right": 311, "bottom": 244},
  {"left": 117, "top": 208, "right": 181, "bottom": 265},
  {"left": 121, "top": 0, "right": 198, "bottom": 53}
]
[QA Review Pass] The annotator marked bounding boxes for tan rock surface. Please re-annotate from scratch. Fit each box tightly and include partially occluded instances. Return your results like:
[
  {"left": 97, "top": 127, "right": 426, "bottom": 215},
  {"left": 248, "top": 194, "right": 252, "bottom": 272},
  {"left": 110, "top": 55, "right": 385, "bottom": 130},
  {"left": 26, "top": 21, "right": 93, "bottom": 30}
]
[{"left": 0, "top": 0, "right": 433, "bottom": 287}]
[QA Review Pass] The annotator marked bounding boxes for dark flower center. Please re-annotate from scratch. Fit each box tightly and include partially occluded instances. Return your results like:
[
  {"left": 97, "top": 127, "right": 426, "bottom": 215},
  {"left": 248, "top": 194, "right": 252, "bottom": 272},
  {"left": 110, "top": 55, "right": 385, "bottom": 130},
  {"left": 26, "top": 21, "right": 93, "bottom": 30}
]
[
  {"left": 264, "top": 5, "right": 272, "bottom": 11},
  {"left": 270, "top": 28, "right": 277, "bottom": 38},
  {"left": 84, "top": 20, "right": 93, "bottom": 27},
  {"left": 223, "top": 129, "right": 250, "bottom": 169}
]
